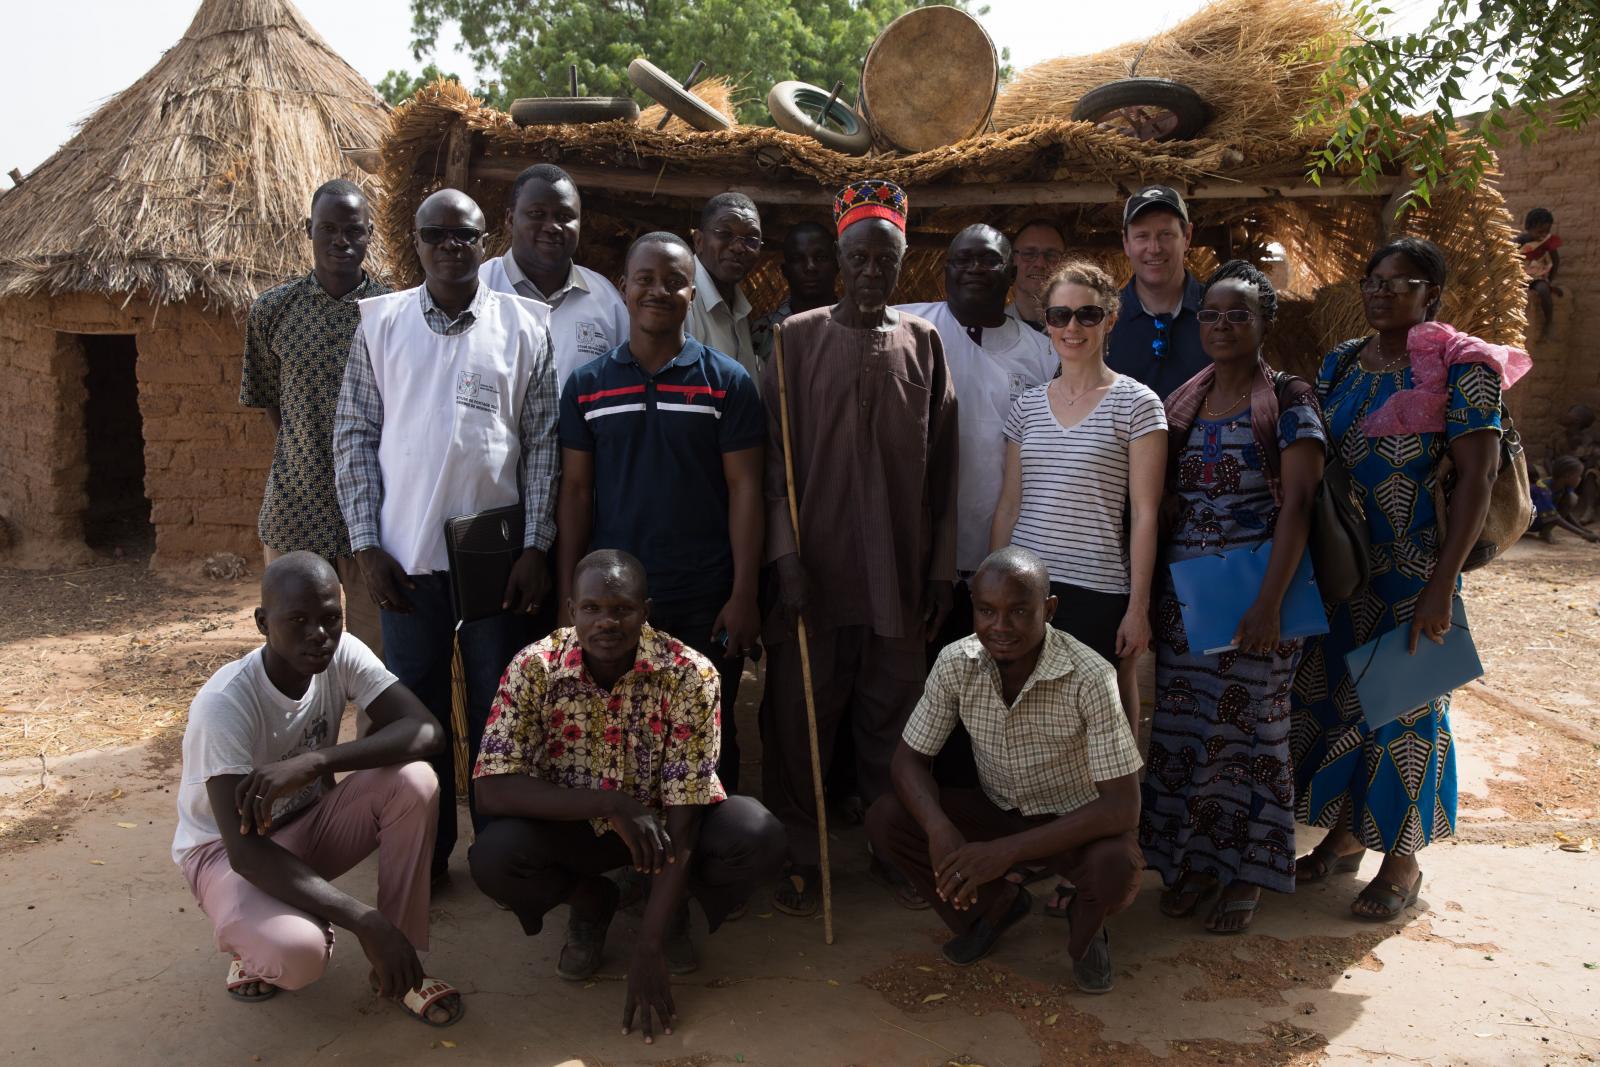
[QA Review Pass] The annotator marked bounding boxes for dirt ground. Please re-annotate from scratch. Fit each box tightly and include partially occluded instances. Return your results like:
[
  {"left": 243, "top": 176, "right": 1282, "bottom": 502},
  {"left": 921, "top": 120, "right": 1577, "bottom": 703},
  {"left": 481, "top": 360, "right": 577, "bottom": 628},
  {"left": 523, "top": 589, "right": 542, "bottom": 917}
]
[{"left": 3, "top": 539, "right": 1599, "bottom": 1066}]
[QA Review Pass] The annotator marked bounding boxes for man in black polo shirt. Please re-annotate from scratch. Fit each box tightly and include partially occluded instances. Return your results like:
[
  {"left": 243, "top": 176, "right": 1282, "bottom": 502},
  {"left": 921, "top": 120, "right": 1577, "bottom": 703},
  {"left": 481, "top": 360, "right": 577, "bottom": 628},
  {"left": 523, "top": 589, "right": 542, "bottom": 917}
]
[
  {"left": 555, "top": 231, "right": 764, "bottom": 791},
  {"left": 1106, "top": 185, "right": 1208, "bottom": 401}
]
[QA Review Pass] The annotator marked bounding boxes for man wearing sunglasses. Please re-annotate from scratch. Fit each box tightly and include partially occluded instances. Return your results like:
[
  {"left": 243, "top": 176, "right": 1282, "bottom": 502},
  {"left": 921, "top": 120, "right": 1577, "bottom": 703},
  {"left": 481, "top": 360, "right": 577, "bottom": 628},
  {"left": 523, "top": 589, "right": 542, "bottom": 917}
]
[
  {"left": 896, "top": 225, "right": 1056, "bottom": 656},
  {"left": 687, "top": 192, "right": 765, "bottom": 390},
  {"left": 334, "top": 188, "right": 560, "bottom": 886},
  {"left": 1006, "top": 219, "right": 1067, "bottom": 333},
  {"left": 1106, "top": 185, "right": 1207, "bottom": 401}
]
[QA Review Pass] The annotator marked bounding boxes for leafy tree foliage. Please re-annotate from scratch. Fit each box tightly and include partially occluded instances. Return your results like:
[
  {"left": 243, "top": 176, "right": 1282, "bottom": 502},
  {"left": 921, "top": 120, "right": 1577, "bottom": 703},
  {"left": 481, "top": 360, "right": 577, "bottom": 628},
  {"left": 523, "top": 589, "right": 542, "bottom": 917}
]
[
  {"left": 1300, "top": 0, "right": 1600, "bottom": 208},
  {"left": 385, "top": 0, "right": 1004, "bottom": 124}
]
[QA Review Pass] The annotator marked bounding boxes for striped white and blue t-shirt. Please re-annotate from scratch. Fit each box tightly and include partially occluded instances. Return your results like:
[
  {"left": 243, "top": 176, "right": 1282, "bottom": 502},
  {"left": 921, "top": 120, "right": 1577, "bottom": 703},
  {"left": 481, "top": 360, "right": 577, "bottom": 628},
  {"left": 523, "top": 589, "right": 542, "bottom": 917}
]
[{"left": 1002, "top": 374, "right": 1166, "bottom": 594}]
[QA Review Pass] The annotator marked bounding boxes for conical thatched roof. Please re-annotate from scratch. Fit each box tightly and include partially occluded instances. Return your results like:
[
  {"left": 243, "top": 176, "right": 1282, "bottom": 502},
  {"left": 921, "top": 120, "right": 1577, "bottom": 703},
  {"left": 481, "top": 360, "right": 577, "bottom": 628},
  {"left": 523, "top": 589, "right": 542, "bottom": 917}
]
[{"left": 0, "top": 0, "right": 390, "bottom": 310}]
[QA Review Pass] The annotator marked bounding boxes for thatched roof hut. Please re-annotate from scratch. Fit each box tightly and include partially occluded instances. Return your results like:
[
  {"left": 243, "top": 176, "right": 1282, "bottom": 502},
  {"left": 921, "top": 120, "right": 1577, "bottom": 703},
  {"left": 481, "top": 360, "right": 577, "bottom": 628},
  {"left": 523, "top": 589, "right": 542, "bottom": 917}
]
[
  {"left": 0, "top": 0, "right": 390, "bottom": 566},
  {"left": 372, "top": 0, "right": 1526, "bottom": 380}
]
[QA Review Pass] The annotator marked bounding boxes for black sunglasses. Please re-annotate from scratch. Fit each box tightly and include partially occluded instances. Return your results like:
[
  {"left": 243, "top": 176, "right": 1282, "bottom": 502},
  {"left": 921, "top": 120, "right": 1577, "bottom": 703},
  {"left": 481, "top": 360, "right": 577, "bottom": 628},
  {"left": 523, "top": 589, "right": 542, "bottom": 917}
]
[
  {"left": 1044, "top": 304, "right": 1108, "bottom": 328},
  {"left": 1360, "top": 276, "right": 1431, "bottom": 295},
  {"left": 1196, "top": 309, "right": 1256, "bottom": 324},
  {"left": 417, "top": 225, "right": 485, "bottom": 245}
]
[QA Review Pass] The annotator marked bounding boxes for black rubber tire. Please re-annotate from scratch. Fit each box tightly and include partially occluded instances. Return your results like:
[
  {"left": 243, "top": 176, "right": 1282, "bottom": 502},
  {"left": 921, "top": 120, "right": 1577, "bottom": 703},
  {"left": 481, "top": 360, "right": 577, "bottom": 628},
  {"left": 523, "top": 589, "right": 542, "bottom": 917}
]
[
  {"left": 628, "top": 57, "right": 732, "bottom": 132},
  {"left": 509, "top": 97, "right": 640, "bottom": 126},
  {"left": 1070, "top": 78, "right": 1210, "bottom": 142},
  {"left": 767, "top": 80, "right": 872, "bottom": 155}
]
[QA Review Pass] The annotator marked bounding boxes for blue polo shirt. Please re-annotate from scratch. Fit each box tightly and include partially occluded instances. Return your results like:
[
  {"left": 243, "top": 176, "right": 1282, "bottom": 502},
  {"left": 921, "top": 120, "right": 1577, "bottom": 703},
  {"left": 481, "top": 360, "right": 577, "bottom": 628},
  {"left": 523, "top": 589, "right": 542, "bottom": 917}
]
[
  {"left": 559, "top": 337, "right": 764, "bottom": 605},
  {"left": 1106, "top": 273, "right": 1208, "bottom": 400}
]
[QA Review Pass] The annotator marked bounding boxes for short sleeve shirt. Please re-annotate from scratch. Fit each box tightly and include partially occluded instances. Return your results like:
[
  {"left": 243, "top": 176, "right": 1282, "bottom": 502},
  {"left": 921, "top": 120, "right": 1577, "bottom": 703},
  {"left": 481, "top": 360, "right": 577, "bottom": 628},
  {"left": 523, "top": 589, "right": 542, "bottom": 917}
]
[
  {"left": 558, "top": 337, "right": 764, "bottom": 605},
  {"left": 902, "top": 628, "right": 1143, "bottom": 816},
  {"left": 474, "top": 625, "right": 726, "bottom": 836},
  {"left": 241, "top": 272, "right": 391, "bottom": 558},
  {"left": 172, "top": 636, "right": 395, "bottom": 863}
]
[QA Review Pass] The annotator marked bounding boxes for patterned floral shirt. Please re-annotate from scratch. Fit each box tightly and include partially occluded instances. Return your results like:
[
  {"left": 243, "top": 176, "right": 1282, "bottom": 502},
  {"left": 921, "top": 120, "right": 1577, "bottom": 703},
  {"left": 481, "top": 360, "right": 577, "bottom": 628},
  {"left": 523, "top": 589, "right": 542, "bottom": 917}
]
[
  {"left": 240, "top": 271, "right": 390, "bottom": 559},
  {"left": 474, "top": 624, "right": 726, "bottom": 835}
]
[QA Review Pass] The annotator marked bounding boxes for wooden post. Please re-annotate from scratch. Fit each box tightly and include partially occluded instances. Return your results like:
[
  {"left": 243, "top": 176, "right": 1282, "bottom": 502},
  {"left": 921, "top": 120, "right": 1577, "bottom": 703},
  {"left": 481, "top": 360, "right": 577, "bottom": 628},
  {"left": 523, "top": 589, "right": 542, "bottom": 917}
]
[{"left": 444, "top": 119, "right": 472, "bottom": 191}]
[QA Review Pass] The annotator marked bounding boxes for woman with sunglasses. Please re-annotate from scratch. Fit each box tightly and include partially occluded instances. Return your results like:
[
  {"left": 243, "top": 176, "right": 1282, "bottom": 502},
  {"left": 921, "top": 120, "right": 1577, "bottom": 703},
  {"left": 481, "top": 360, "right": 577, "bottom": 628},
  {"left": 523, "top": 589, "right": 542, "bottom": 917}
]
[
  {"left": 1292, "top": 238, "right": 1519, "bottom": 921},
  {"left": 990, "top": 261, "right": 1166, "bottom": 911},
  {"left": 1141, "top": 261, "right": 1326, "bottom": 934}
]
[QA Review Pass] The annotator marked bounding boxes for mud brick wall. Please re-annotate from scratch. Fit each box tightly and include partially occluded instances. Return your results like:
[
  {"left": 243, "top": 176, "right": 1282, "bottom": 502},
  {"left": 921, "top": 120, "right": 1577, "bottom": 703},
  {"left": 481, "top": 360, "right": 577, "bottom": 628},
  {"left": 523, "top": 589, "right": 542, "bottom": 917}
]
[
  {"left": 1490, "top": 109, "right": 1600, "bottom": 459},
  {"left": 0, "top": 293, "right": 270, "bottom": 567}
]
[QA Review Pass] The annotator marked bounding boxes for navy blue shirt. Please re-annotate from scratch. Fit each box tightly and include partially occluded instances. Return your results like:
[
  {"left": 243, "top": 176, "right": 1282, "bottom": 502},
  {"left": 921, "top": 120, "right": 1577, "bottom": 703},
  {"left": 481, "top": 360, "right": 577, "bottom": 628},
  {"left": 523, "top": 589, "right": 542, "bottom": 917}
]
[
  {"left": 559, "top": 337, "right": 764, "bottom": 605},
  {"left": 1106, "top": 273, "right": 1208, "bottom": 400}
]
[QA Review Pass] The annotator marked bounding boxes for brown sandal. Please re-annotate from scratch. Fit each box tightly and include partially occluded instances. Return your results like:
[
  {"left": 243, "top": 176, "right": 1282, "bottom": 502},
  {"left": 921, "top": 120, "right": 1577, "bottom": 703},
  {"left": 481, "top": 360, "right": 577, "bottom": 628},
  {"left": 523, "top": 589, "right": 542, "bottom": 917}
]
[{"left": 1352, "top": 870, "right": 1422, "bottom": 922}]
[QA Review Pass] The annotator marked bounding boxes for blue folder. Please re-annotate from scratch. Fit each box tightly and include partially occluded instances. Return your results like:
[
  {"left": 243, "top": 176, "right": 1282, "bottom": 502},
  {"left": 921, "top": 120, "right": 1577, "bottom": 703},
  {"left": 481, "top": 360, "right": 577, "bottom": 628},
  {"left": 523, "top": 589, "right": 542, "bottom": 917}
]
[
  {"left": 1343, "top": 597, "right": 1483, "bottom": 730},
  {"left": 1168, "top": 539, "right": 1329, "bottom": 655}
]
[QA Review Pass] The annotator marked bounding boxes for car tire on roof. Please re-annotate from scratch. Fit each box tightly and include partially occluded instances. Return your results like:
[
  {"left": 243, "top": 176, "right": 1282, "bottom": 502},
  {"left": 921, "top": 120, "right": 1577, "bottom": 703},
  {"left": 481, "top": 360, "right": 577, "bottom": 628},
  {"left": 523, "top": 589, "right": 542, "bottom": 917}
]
[
  {"left": 767, "top": 81, "right": 873, "bottom": 156},
  {"left": 509, "top": 96, "right": 641, "bottom": 126}
]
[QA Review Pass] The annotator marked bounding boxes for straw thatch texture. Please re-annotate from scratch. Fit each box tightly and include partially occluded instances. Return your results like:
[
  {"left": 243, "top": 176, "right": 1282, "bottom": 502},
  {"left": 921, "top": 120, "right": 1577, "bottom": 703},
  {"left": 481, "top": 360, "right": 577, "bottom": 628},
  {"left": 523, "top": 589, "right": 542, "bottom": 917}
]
[
  {"left": 0, "top": 0, "right": 391, "bottom": 310},
  {"left": 992, "top": 0, "right": 1352, "bottom": 147},
  {"left": 636, "top": 76, "right": 741, "bottom": 133}
]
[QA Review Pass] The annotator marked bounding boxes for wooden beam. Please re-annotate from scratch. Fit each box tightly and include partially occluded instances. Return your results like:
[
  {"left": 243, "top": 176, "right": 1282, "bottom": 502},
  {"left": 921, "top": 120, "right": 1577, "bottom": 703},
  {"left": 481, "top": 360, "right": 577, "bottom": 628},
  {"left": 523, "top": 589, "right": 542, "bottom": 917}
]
[
  {"left": 444, "top": 121, "right": 473, "bottom": 191},
  {"left": 464, "top": 155, "right": 1400, "bottom": 205}
]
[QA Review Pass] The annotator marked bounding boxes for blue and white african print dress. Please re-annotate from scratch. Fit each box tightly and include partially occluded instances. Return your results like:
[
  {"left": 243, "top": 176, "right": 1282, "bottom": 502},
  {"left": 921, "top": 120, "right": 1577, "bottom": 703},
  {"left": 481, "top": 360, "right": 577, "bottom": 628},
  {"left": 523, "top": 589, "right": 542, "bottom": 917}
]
[{"left": 1290, "top": 339, "right": 1502, "bottom": 855}]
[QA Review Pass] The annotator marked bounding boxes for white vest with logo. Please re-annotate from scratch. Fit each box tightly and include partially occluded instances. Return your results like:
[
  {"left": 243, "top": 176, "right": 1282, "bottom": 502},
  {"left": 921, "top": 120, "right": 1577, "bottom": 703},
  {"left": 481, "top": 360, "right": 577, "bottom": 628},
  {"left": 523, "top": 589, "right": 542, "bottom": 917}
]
[{"left": 357, "top": 286, "right": 552, "bottom": 574}]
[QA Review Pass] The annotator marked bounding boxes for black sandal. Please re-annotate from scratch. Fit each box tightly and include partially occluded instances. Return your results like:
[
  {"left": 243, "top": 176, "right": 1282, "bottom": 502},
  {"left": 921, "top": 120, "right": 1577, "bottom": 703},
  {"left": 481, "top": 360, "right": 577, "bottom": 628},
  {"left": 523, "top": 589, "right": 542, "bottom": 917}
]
[
  {"left": 1159, "top": 874, "right": 1219, "bottom": 918},
  {"left": 1351, "top": 870, "right": 1422, "bottom": 922},
  {"left": 1295, "top": 845, "right": 1363, "bottom": 884},
  {"left": 773, "top": 866, "right": 822, "bottom": 917},
  {"left": 1042, "top": 881, "right": 1077, "bottom": 920}
]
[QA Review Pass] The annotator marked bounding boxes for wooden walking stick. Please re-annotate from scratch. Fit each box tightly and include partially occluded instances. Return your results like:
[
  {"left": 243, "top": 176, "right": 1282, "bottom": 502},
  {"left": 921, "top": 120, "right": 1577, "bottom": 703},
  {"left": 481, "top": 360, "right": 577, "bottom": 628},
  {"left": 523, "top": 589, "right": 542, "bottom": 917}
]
[{"left": 772, "top": 326, "right": 834, "bottom": 945}]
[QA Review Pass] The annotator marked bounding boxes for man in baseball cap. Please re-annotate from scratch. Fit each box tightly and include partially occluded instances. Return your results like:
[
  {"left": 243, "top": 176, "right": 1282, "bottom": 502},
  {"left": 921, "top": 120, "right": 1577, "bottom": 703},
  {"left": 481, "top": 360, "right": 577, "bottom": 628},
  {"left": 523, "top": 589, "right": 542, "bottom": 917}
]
[{"left": 1108, "top": 185, "right": 1205, "bottom": 401}]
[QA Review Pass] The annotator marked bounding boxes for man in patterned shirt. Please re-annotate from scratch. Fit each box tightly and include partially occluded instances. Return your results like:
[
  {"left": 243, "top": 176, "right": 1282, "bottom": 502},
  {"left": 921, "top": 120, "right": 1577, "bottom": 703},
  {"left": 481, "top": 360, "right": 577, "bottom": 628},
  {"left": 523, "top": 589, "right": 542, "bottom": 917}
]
[
  {"left": 866, "top": 547, "right": 1144, "bottom": 994},
  {"left": 333, "top": 188, "right": 559, "bottom": 885},
  {"left": 469, "top": 550, "right": 784, "bottom": 1044},
  {"left": 241, "top": 179, "right": 390, "bottom": 656}
]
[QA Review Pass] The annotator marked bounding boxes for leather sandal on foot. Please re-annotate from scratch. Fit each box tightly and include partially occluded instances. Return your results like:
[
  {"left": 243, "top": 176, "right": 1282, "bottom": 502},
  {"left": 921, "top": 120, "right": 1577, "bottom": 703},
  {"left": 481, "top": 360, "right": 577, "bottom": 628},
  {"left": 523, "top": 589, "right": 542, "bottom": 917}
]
[
  {"left": 773, "top": 866, "right": 821, "bottom": 917},
  {"left": 1352, "top": 870, "right": 1422, "bottom": 922},
  {"left": 1295, "top": 847, "right": 1362, "bottom": 884},
  {"left": 867, "top": 856, "right": 929, "bottom": 910},
  {"left": 1205, "top": 894, "right": 1260, "bottom": 935},
  {"left": 1042, "top": 882, "right": 1077, "bottom": 920},
  {"left": 1159, "top": 874, "right": 1219, "bottom": 918},
  {"left": 225, "top": 957, "right": 277, "bottom": 1002}
]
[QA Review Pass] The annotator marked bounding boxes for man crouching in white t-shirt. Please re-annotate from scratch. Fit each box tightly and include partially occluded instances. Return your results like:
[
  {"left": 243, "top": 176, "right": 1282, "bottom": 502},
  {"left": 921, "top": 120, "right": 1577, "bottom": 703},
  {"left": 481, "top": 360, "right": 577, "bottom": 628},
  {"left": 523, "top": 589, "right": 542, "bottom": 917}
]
[{"left": 172, "top": 551, "right": 463, "bottom": 1027}]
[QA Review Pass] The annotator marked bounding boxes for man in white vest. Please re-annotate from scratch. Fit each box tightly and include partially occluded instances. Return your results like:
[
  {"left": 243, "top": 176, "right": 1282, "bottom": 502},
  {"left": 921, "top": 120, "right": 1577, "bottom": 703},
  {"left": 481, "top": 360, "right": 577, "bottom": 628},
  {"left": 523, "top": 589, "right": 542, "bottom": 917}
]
[
  {"left": 334, "top": 188, "right": 560, "bottom": 886},
  {"left": 479, "top": 164, "right": 628, "bottom": 392}
]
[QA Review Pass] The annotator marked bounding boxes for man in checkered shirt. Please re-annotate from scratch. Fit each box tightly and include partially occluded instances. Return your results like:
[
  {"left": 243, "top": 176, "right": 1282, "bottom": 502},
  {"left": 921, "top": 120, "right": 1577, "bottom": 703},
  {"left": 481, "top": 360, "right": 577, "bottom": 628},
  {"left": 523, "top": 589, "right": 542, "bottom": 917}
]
[{"left": 866, "top": 546, "right": 1144, "bottom": 994}]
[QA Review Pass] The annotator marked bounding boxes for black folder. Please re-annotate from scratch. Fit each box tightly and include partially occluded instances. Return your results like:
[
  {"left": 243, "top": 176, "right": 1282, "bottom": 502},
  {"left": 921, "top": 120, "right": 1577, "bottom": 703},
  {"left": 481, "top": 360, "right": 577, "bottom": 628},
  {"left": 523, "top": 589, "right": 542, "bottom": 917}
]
[{"left": 443, "top": 503, "right": 524, "bottom": 624}]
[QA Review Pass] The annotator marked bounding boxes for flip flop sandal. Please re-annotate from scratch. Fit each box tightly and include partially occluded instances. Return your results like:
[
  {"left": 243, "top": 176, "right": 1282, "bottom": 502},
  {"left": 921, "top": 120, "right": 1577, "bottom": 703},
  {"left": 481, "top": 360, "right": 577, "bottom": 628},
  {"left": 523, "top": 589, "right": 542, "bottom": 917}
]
[
  {"left": 1159, "top": 876, "right": 1219, "bottom": 918},
  {"left": 1351, "top": 871, "right": 1423, "bottom": 922},
  {"left": 1042, "top": 882, "right": 1078, "bottom": 920},
  {"left": 1295, "top": 848, "right": 1363, "bottom": 884},
  {"left": 773, "top": 868, "right": 821, "bottom": 917},
  {"left": 372, "top": 973, "right": 465, "bottom": 1027},
  {"left": 226, "top": 956, "right": 278, "bottom": 1002},
  {"left": 867, "top": 857, "right": 930, "bottom": 911},
  {"left": 1205, "top": 895, "right": 1260, "bottom": 935},
  {"left": 1005, "top": 864, "right": 1055, "bottom": 888}
]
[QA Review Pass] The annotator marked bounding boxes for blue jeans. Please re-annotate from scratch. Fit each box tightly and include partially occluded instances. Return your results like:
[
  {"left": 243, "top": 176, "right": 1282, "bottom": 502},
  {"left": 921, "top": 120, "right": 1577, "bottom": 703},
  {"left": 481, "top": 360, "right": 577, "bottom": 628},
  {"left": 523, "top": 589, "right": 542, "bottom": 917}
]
[{"left": 381, "top": 572, "right": 534, "bottom": 873}]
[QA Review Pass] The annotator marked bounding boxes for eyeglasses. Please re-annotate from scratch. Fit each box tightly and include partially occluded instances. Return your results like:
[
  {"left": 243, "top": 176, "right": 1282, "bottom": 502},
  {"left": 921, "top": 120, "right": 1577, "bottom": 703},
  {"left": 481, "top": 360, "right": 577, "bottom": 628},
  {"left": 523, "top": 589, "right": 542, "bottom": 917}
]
[
  {"left": 711, "top": 228, "right": 763, "bottom": 252},
  {"left": 1196, "top": 309, "right": 1256, "bottom": 324},
  {"left": 1151, "top": 315, "right": 1169, "bottom": 360},
  {"left": 417, "top": 226, "right": 485, "bottom": 245},
  {"left": 1044, "top": 304, "right": 1108, "bottom": 328},
  {"left": 1014, "top": 249, "right": 1064, "bottom": 264},
  {"left": 1360, "top": 277, "right": 1431, "bottom": 295},
  {"left": 949, "top": 252, "right": 1008, "bottom": 271}
]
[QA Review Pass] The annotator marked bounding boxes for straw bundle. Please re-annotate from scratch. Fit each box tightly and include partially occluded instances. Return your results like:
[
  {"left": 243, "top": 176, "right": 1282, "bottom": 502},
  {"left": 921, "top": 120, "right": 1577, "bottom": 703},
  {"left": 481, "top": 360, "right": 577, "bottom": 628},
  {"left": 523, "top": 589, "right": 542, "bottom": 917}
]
[
  {"left": 636, "top": 76, "right": 741, "bottom": 133},
  {"left": 0, "top": 0, "right": 391, "bottom": 310},
  {"left": 992, "top": 0, "right": 1352, "bottom": 146}
]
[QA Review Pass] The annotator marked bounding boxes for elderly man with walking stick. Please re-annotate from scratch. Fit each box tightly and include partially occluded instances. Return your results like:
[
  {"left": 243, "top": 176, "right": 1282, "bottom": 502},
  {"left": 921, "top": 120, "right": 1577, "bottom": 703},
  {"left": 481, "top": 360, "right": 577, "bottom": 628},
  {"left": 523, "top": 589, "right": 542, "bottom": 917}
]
[{"left": 761, "top": 180, "right": 960, "bottom": 925}]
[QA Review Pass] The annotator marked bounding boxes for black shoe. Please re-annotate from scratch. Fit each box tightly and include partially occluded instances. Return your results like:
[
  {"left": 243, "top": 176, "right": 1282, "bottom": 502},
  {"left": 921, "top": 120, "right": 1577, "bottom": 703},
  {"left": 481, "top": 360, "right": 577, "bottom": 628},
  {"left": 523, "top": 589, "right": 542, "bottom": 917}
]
[
  {"left": 665, "top": 903, "right": 699, "bottom": 976},
  {"left": 558, "top": 878, "right": 620, "bottom": 981},
  {"left": 1072, "top": 927, "right": 1114, "bottom": 994},
  {"left": 941, "top": 885, "right": 1032, "bottom": 967}
]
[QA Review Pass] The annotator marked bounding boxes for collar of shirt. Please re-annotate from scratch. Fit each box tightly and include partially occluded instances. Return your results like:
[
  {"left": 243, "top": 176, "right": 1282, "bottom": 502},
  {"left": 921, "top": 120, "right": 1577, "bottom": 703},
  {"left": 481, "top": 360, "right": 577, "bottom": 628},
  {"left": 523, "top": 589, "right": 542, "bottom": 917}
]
[
  {"left": 1122, "top": 272, "right": 1204, "bottom": 321},
  {"left": 949, "top": 302, "right": 1020, "bottom": 350},
  {"left": 961, "top": 626, "right": 1078, "bottom": 702},
  {"left": 693, "top": 256, "right": 752, "bottom": 322},
  {"left": 607, "top": 335, "right": 705, "bottom": 373},
  {"left": 500, "top": 251, "right": 588, "bottom": 306},
  {"left": 417, "top": 279, "right": 488, "bottom": 334},
  {"left": 303, "top": 270, "right": 381, "bottom": 305}
]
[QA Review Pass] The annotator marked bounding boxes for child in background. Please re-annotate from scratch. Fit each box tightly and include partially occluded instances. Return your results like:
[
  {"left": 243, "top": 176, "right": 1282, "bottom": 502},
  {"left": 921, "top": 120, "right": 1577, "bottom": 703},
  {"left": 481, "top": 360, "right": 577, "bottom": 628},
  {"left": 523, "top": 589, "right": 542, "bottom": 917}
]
[
  {"left": 1528, "top": 456, "right": 1599, "bottom": 543},
  {"left": 1518, "top": 208, "right": 1563, "bottom": 338}
]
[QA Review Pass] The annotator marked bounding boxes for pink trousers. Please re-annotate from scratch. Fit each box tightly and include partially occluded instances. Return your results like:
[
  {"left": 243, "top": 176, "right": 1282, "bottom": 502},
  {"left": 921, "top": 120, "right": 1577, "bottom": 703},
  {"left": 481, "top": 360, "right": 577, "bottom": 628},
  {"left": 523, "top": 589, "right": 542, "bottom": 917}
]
[{"left": 181, "top": 762, "right": 438, "bottom": 989}]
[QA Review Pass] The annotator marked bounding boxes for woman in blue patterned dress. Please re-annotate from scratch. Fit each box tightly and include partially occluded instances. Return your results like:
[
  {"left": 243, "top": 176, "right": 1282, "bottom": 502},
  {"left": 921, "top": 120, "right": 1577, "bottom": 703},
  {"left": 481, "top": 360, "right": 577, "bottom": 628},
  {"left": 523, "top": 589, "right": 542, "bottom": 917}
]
[
  {"left": 1142, "top": 261, "right": 1326, "bottom": 934},
  {"left": 1291, "top": 238, "right": 1505, "bottom": 921}
]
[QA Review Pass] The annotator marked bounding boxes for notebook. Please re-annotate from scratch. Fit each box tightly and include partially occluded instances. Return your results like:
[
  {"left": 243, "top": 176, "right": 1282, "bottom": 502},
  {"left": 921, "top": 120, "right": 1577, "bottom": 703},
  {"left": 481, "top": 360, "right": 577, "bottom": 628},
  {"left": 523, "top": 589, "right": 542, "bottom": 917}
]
[
  {"left": 1343, "top": 597, "right": 1483, "bottom": 730},
  {"left": 443, "top": 503, "right": 523, "bottom": 624},
  {"left": 1168, "top": 539, "right": 1330, "bottom": 655}
]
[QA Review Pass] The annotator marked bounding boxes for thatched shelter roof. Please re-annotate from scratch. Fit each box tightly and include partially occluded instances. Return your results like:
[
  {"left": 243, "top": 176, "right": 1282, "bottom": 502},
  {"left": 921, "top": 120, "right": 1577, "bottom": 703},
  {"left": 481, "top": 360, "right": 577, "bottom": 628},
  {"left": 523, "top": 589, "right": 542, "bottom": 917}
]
[
  {"left": 373, "top": 0, "right": 1527, "bottom": 368},
  {"left": 0, "top": 0, "right": 390, "bottom": 310}
]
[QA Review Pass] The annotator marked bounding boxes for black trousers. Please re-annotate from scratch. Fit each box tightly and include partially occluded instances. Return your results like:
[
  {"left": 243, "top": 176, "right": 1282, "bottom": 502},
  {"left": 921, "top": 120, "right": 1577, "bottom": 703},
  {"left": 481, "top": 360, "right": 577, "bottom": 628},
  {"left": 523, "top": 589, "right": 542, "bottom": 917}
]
[
  {"left": 468, "top": 796, "right": 786, "bottom": 935},
  {"left": 652, "top": 594, "right": 745, "bottom": 793}
]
